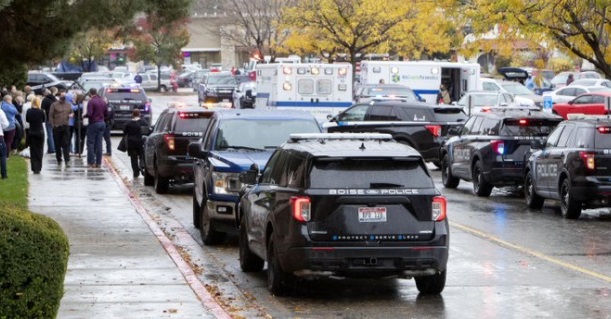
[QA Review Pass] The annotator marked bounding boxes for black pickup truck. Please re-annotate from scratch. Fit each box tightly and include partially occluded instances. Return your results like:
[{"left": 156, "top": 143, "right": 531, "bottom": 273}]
[{"left": 324, "top": 99, "right": 468, "bottom": 164}]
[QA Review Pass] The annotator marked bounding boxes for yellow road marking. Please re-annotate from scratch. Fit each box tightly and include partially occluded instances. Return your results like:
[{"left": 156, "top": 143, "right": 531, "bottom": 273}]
[{"left": 450, "top": 221, "right": 611, "bottom": 283}]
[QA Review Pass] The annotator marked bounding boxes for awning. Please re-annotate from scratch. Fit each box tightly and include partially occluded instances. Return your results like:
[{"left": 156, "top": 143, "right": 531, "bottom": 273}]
[{"left": 181, "top": 48, "right": 221, "bottom": 53}]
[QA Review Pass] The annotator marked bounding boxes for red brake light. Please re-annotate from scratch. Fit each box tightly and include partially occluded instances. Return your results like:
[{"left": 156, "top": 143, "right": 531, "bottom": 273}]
[
  {"left": 432, "top": 196, "right": 447, "bottom": 221},
  {"left": 519, "top": 119, "right": 528, "bottom": 125},
  {"left": 491, "top": 140, "right": 505, "bottom": 155},
  {"left": 579, "top": 151, "right": 595, "bottom": 171},
  {"left": 164, "top": 134, "right": 175, "bottom": 151},
  {"left": 425, "top": 125, "right": 442, "bottom": 137},
  {"left": 291, "top": 196, "right": 311, "bottom": 222},
  {"left": 597, "top": 126, "right": 611, "bottom": 134}
]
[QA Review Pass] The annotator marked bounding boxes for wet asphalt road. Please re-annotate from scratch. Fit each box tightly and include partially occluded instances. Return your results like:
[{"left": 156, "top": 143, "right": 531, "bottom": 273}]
[{"left": 107, "top": 93, "right": 611, "bottom": 318}]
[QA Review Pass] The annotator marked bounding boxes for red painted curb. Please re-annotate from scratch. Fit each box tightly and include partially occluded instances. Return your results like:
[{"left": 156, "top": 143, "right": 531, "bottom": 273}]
[{"left": 103, "top": 158, "right": 233, "bottom": 319}]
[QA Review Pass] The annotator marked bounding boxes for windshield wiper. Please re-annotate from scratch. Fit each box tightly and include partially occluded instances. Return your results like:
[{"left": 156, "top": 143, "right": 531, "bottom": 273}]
[
  {"left": 225, "top": 145, "right": 265, "bottom": 152},
  {"left": 370, "top": 182, "right": 404, "bottom": 189}
]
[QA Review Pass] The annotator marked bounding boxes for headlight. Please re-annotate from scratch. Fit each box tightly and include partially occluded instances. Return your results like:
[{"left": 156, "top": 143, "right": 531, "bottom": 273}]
[{"left": 212, "top": 172, "right": 243, "bottom": 195}]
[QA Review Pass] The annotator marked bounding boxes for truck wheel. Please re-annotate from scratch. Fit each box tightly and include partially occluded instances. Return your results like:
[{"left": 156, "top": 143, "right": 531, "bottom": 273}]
[
  {"left": 560, "top": 179, "right": 582, "bottom": 219},
  {"left": 525, "top": 171, "right": 544, "bottom": 209},
  {"left": 153, "top": 161, "right": 169, "bottom": 194},
  {"left": 143, "top": 166, "right": 154, "bottom": 186},
  {"left": 472, "top": 161, "right": 493, "bottom": 197},
  {"left": 267, "top": 234, "right": 291, "bottom": 296},
  {"left": 192, "top": 189, "right": 201, "bottom": 229},
  {"left": 239, "top": 218, "right": 264, "bottom": 272},
  {"left": 441, "top": 154, "right": 459, "bottom": 189},
  {"left": 200, "top": 202, "right": 226, "bottom": 245},
  {"left": 415, "top": 269, "right": 446, "bottom": 294}
]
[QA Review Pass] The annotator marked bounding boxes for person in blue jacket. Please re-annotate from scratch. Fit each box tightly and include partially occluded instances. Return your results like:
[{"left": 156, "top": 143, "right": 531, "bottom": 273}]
[{"left": 1, "top": 94, "right": 18, "bottom": 157}]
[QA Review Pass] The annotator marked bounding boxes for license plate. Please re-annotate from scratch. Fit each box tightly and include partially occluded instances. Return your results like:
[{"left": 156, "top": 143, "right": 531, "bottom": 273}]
[
  {"left": 119, "top": 105, "right": 131, "bottom": 111},
  {"left": 358, "top": 207, "right": 387, "bottom": 222}
]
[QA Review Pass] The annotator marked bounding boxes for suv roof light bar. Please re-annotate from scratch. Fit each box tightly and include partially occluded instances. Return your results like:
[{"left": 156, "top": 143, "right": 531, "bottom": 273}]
[
  {"left": 289, "top": 133, "right": 393, "bottom": 142},
  {"left": 567, "top": 114, "right": 611, "bottom": 120}
]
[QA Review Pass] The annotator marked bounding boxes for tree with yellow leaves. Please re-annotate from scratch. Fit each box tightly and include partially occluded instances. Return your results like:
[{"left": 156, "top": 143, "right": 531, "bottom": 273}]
[{"left": 281, "top": 0, "right": 455, "bottom": 75}]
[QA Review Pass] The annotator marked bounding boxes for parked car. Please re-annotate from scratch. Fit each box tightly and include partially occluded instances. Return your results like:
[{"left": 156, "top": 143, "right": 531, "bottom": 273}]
[
  {"left": 480, "top": 78, "right": 541, "bottom": 107},
  {"left": 497, "top": 67, "right": 554, "bottom": 96},
  {"left": 568, "top": 79, "right": 611, "bottom": 88},
  {"left": 440, "top": 107, "right": 563, "bottom": 197},
  {"left": 188, "top": 110, "right": 322, "bottom": 245},
  {"left": 197, "top": 72, "right": 238, "bottom": 106},
  {"left": 143, "top": 105, "right": 215, "bottom": 193},
  {"left": 177, "top": 71, "right": 196, "bottom": 88},
  {"left": 232, "top": 81, "right": 256, "bottom": 109},
  {"left": 552, "top": 91, "right": 611, "bottom": 119},
  {"left": 525, "top": 117, "right": 611, "bottom": 219},
  {"left": 353, "top": 84, "right": 423, "bottom": 103},
  {"left": 26, "top": 71, "right": 68, "bottom": 95},
  {"left": 324, "top": 100, "right": 467, "bottom": 164},
  {"left": 543, "top": 85, "right": 611, "bottom": 105},
  {"left": 455, "top": 91, "right": 518, "bottom": 115},
  {"left": 551, "top": 71, "right": 602, "bottom": 89},
  {"left": 98, "top": 84, "right": 152, "bottom": 130},
  {"left": 238, "top": 133, "right": 449, "bottom": 296}
]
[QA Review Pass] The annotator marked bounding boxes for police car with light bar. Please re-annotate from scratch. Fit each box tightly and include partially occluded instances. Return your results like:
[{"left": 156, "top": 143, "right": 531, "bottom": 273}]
[
  {"left": 99, "top": 84, "right": 152, "bottom": 130},
  {"left": 440, "top": 107, "right": 563, "bottom": 197},
  {"left": 524, "top": 115, "right": 611, "bottom": 219},
  {"left": 237, "top": 133, "right": 449, "bottom": 296}
]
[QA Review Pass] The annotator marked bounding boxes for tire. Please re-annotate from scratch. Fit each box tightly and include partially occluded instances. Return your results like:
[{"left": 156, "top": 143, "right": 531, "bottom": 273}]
[
  {"left": 153, "top": 161, "right": 169, "bottom": 194},
  {"left": 525, "top": 170, "right": 544, "bottom": 209},
  {"left": 200, "top": 202, "right": 226, "bottom": 245},
  {"left": 432, "top": 160, "right": 441, "bottom": 169},
  {"left": 239, "top": 218, "right": 264, "bottom": 272},
  {"left": 472, "top": 160, "right": 493, "bottom": 197},
  {"left": 267, "top": 234, "right": 291, "bottom": 296},
  {"left": 143, "top": 167, "right": 154, "bottom": 186},
  {"left": 415, "top": 269, "right": 446, "bottom": 294},
  {"left": 560, "top": 179, "right": 582, "bottom": 219},
  {"left": 192, "top": 190, "right": 201, "bottom": 229},
  {"left": 441, "top": 154, "right": 459, "bottom": 189}
]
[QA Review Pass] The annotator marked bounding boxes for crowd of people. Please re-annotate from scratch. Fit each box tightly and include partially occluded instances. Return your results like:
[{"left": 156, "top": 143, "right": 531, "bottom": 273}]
[{"left": 0, "top": 85, "right": 115, "bottom": 179}]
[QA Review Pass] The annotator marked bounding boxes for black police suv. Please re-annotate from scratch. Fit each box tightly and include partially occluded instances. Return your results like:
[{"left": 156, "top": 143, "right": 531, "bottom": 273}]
[
  {"left": 525, "top": 117, "right": 611, "bottom": 219},
  {"left": 325, "top": 100, "right": 467, "bottom": 164},
  {"left": 197, "top": 72, "right": 238, "bottom": 105},
  {"left": 238, "top": 133, "right": 449, "bottom": 296},
  {"left": 143, "top": 105, "right": 214, "bottom": 193},
  {"left": 99, "top": 85, "right": 152, "bottom": 130},
  {"left": 441, "top": 107, "right": 563, "bottom": 197}
]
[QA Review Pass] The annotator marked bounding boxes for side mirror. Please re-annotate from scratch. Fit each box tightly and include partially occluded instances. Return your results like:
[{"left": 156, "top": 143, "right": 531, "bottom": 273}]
[
  {"left": 245, "top": 89, "right": 253, "bottom": 98},
  {"left": 239, "top": 163, "right": 260, "bottom": 184},
  {"left": 188, "top": 142, "right": 207, "bottom": 158},
  {"left": 530, "top": 140, "right": 544, "bottom": 150}
]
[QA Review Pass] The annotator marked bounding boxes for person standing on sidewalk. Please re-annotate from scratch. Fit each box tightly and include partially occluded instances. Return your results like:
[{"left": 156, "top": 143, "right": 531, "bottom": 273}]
[
  {"left": 123, "top": 109, "right": 149, "bottom": 178},
  {"left": 85, "top": 88, "right": 108, "bottom": 168},
  {"left": 41, "top": 89, "right": 56, "bottom": 154},
  {"left": 49, "top": 91, "right": 73, "bottom": 166},
  {"left": 1, "top": 94, "right": 18, "bottom": 157},
  {"left": 103, "top": 102, "right": 114, "bottom": 156},
  {"left": 25, "top": 97, "right": 45, "bottom": 174},
  {"left": 0, "top": 107, "right": 9, "bottom": 179}
]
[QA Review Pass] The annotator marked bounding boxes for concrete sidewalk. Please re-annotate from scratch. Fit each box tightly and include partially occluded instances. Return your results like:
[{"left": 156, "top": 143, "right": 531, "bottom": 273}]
[{"left": 28, "top": 155, "right": 220, "bottom": 319}]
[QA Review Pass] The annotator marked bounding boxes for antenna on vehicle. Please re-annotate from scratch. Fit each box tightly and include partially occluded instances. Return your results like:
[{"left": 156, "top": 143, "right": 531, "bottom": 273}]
[{"left": 360, "top": 142, "right": 366, "bottom": 150}]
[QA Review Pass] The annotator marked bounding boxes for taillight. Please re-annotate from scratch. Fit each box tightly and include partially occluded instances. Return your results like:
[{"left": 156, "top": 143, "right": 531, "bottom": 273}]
[
  {"left": 164, "top": 134, "right": 175, "bottom": 151},
  {"left": 519, "top": 119, "right": 528, "bottom": 125},
  {"left": 425, "top": 125, "right": 442, "bottom": 137},
  {"left": 597, "top": 126, "right": 611, "bottom": 134},
  {"left": 291, "top": 196, "right": 311, "bottom": 222},
  {"left": 491, "top": 140, "right": 505, "bottom": 155},
  {"left": 432, "top": 196, "right": 447, "bottom": 221},
  {"left": 579, "top": 152, "right": 595, "bottom": 171}
]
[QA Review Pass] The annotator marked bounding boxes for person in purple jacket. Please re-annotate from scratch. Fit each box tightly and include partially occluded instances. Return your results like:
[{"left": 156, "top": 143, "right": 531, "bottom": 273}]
[{"left": 84, "top": 88, "right": 108, "bottom": 168}]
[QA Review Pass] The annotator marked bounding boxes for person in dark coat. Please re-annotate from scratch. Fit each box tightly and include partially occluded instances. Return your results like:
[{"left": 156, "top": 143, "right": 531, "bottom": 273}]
[
  {"left": 25, "top": 97, "right": 46, "bottom": 174},
  {"left": 122, "top": 109, "right": 149, "bottom": 178}
]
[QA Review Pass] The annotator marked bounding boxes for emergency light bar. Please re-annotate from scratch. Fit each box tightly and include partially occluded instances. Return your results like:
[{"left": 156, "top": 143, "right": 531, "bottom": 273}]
[
  {"left": 289, "top": 133, "right": 393, "bottom": 142},
  {"left": 567, "top": 114, "right": 611, "bottom": 120}
]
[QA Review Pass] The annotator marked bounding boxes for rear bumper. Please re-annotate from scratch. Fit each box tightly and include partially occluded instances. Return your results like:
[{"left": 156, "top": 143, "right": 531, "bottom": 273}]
[
  {"left": 280, "top": 244, "right": 448, "bottom": 277},
  {"left": 484, "top": 161, "right": 525, "bottom": 186},
  {"left": 571, "top": 178, "right": 611, "bottom": 204},
  {"left": 157, "top": 156, "right": 194, "bottom": 183}
]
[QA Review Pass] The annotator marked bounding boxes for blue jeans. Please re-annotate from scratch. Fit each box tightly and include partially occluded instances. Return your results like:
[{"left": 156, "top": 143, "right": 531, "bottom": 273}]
[
  {"left": 45, "top": 122, "right": 55, "bottom": 153},
  {"left": 87, "top": 121, "right": 105, "bottom": 166},
  {"left": 0, "top": 136, "right": 7, "bottom": 178}
]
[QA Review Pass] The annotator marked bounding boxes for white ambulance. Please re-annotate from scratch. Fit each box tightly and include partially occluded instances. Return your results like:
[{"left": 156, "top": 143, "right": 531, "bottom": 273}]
[
  {"left": 359, "top": 61, "right": 481, "bottom": 104},
  {"left": 255, "top": 63, "right": 353, "bottom": 122}
]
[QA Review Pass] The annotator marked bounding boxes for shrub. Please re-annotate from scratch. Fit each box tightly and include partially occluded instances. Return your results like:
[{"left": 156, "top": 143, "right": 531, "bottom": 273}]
[{"left": 0, "top": 204, "right": 69, "bottom": 319}]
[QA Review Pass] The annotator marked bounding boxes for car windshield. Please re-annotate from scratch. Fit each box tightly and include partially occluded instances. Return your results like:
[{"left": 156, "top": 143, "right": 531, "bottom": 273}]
[
  {"left": 309, "top": 158, "right": 433, "bottom": 188},
  {"left": 364, "top": 87, "right": 417, "bottom": 100},
  {"left": 207, "top": 76, "right": 236, "bottom": 85},
  {"left": 214, "top": 119, "right": 320, "bottom": 150},
  {"left": 501, "top": 119, "right": 561, "bottom": 136},
  {"left": 500, "top": 83, "right": 532, "bottom": 95}
]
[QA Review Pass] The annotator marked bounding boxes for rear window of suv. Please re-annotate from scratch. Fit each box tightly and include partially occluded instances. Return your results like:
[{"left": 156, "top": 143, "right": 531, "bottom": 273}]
[
  {"left": 104, "top": 88, "right": 146, "bottom": 102},
  {"left": 433, "top": 107, "right": 468, "bottom": 122},
  {"left": 501, "top": 119, "right": 560, "bottom": 136},
  {"left": 174, "top": 112, "right": 213, "bottom": 133},
  {"left": 309, "top": 158, "right": 433, "bottom": 188}
]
